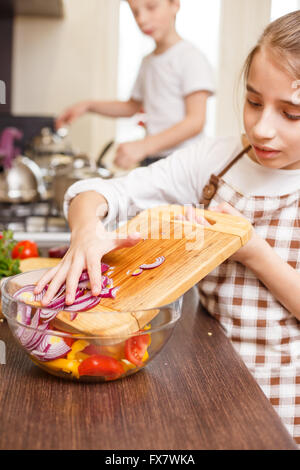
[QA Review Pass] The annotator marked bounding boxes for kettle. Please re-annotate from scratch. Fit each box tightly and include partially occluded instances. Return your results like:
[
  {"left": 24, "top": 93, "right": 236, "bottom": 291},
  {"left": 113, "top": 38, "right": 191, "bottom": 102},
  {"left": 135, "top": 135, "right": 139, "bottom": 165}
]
[
  {"left": 25, "top": 126, "right": 74, "bottom": 171},
  {"left": 0, "top": 127, "right": 47, "bottom": 203}
]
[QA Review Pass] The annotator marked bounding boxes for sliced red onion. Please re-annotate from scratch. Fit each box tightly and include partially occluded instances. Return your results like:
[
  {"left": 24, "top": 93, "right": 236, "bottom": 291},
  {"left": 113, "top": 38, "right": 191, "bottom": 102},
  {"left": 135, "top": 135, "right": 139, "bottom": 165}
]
[
  {"left": 78, "top": 271, "right": 89, "bottom": 282},
  {"left": 18, "top": 304, "right": 32, "bottom": 326},
  {"left": 64, "top": 292, "right": 101, "bottom": 312},
  {"left": 32, "top": 335, "right": 71, "bottom": 362},
  {"left": 13, "top": 285, "right": 36, "bottom": 298},
  {"left": 101, "top": 276, "right": 108, "bottom": 289},
  {"left": 78, "top": 263, "right": 110, "bottom": 283},
  {"left": 39, "top": 308, "right": 59, "bottom": 322},
  {"left": 139, "top": 256, "right": 165, "bottom": 270},
  {"left": 14, "top": 285, "right": 46, "bottom": 304},
  {"left": 69, "top": 313, "right": 78, "bottom": 321},
  {"left": 100, "top": 287, "right": 120, "bottom": 299},
  {"left": 77, "top": 280, "right": 90, "bottom": 290},
  {"left": 101, "top": 263, "right": 110, "bottom": 273},
  {"left": 16, "top": 310, "right": 50, "bottom": 351},
  {"left": 106, "top": 277, "right": 114, "bottom": 288},
  {"left": 131, "top": 268, "right": 143, "bottom": 277},
  {"left": 24, "top": 306, "right": 32, "bottom": 325}
]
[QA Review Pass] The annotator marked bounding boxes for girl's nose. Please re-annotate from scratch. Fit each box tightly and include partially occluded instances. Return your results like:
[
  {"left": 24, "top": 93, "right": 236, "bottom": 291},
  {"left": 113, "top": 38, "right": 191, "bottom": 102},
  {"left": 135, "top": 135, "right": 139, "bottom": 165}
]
[
  {"left": 136, "top": 10, "right": 148, "bottom": 26},
  {"left": 252, "top": 109, "right": 277, "bottom": 141}
]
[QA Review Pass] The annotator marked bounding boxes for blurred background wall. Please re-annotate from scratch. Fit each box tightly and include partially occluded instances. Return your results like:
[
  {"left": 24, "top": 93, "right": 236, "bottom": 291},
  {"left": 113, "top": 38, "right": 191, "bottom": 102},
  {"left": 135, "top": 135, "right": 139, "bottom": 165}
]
[{"left": 5, "top": 0, "right": 300, "bottom": 159}]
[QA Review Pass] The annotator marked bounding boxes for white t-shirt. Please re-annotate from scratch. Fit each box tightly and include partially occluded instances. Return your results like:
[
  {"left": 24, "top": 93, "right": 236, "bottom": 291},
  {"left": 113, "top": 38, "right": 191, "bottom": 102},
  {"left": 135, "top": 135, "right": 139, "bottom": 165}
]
[
  {"left": 64, "top": 136, "right": 300, "bottom": 230},
  {"left": 131, "top": 40, "right": 215, "bottom": 156}
]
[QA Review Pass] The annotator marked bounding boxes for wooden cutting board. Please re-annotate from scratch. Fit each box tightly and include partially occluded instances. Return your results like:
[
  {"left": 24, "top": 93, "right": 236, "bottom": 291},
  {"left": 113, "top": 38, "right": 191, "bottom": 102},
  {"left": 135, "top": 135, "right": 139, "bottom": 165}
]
[{"left": 5, "top": 205, "right": 252, "bottom": 337}]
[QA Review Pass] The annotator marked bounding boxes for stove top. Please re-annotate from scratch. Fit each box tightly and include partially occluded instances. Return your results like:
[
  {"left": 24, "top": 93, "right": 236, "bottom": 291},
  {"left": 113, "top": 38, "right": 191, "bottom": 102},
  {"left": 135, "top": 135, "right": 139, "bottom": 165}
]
[{"left": 0, "top": 200, "right": 70, "bottom": 251}]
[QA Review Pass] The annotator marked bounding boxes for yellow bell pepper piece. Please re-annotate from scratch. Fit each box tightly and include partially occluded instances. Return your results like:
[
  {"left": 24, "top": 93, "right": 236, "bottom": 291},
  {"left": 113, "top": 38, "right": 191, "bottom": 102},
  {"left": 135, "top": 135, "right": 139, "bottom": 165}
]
[
  {"left": 67, "top": 340, "right": 89, "bottom": 360},
  {"left": 142, "top": 350, "right": 149, "bottom": 362},
  {"left": 44, "top": 358, "right": 80, "bottom": 379}
]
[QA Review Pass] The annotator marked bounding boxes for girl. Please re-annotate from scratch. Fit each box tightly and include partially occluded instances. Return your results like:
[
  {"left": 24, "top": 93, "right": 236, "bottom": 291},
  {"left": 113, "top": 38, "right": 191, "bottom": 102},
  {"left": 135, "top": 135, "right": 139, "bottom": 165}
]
[{"left": 36, "top": 12, "right": 300, "bottom": 445}]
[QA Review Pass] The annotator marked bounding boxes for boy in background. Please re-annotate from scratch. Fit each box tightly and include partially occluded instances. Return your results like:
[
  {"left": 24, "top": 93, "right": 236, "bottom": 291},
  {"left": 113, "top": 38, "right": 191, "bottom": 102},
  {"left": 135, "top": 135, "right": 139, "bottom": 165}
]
[{"left": 56, "top": 0, "right": 215, "bottom": 169}]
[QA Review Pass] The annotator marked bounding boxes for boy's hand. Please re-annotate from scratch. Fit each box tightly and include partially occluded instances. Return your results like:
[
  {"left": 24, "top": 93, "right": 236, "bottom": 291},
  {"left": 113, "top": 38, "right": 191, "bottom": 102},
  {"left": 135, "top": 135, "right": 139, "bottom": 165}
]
[
  {"left": 55, "top": 101, "right": 91, "bottom": 129},
  {"left": 114, "top": 140, "right": 147, "bottom": 169}
]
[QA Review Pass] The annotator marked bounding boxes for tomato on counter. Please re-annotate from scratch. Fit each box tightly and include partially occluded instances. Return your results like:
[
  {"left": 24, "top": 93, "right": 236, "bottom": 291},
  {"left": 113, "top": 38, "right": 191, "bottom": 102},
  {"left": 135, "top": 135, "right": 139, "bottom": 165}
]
[
  {"left": 125, "top": 334, "right": 151, "bottom": 367},
  {"left": 78, "top": 355, "right": 124, "bottom": 379},
  {"left": 12, "top": 240, "right": 39, "bottom": 259}
]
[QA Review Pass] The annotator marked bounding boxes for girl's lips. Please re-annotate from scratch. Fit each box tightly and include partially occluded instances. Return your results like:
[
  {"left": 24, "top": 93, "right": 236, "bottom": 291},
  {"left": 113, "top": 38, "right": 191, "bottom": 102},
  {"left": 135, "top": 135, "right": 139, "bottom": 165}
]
[{"left": 253, "top": 145, "right": 281, "bottom": 159}]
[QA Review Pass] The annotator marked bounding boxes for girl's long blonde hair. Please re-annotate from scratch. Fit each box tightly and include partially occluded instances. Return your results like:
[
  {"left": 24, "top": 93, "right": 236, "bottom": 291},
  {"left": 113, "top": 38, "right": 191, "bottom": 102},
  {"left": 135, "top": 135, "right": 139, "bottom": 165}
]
[{"left": 243, "top": 10, "right": 300, "bottom": 81}]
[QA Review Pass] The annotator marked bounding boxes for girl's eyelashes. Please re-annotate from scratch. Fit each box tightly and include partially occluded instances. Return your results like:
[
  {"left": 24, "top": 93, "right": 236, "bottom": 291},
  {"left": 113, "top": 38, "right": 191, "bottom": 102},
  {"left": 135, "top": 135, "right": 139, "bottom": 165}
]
[
  {"left": 247, "top": 98, "right": 262, "bottom": 108},
  {"left": 247, "top": 98, "right": 300, "bottom": 121},
  {"left": 283, "top": 112, "right": 300, "bottom": 121}
]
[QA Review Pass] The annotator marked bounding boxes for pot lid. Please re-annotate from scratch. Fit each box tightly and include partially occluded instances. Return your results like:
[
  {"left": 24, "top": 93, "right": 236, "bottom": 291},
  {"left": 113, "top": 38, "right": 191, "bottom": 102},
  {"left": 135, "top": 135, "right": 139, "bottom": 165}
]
[{"left": 29, "top": 127, "right": 73, "bottom": 154}]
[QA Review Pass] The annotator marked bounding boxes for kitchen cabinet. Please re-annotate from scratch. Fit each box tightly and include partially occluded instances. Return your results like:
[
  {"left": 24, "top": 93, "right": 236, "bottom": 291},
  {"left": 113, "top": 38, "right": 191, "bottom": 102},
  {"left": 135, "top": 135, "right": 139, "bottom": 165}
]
[{"left": 0, "top": 0, "right": 65, "bottom": 18}]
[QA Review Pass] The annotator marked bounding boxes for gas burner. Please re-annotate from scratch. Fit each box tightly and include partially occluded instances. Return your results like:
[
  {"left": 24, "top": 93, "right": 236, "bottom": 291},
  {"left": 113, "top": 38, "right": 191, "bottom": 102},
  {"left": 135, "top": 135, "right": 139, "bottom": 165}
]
[{"left": 0, "top": 199, "right": 69, "bottom": 234}]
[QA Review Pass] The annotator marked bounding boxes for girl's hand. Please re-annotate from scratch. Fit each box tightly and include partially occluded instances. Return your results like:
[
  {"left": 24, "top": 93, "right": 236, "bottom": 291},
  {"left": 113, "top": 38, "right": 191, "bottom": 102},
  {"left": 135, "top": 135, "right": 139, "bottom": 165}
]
[
  {"left": 209, "top": 202, "right": 264, "bottom": 264},
  {"left": 34, "top": 222, "right": 141, "bottom": 306},
  {"left": 177, "top": 202, "right": 264, "bottom": 265},
  {"left": 114, "top": 141, "right": 147, "bottom": 169}
]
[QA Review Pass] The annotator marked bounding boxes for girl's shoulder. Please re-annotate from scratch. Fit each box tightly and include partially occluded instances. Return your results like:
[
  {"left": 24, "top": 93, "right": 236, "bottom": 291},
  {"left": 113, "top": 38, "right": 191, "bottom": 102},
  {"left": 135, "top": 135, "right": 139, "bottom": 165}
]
[{"left": 188, "top": 135, "right": 243, "bottom": 173}]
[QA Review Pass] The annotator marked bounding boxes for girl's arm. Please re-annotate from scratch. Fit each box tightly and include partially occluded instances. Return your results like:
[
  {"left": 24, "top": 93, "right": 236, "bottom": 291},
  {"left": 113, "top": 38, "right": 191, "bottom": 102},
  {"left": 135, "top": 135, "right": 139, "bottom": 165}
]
[
  {"left": 242, "top": 238, "right": 300, "bottom": 321},
  {"left": 114, "top": 91, "right": 210, "bottom": 169},
  {"left": 211, "top": 203, "right": 300, "bottom": 321}
]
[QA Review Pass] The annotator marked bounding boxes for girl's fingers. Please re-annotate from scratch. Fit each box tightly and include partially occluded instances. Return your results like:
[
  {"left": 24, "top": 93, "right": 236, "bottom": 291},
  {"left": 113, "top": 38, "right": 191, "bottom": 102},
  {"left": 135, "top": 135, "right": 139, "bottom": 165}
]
[
  {"left": 196, "top": 215, "right": 211, "bottom": 227},
  {"left": 41, "top": 261, "right": 71, "bottom": 306},
  {"left": 185, "top": 207, "right": 211, "bottom": 227},
  {"left": 211, "top": 201, "right": 242, "bottom": 217},
  {"left": 64, "top": 260, "right": 85, "bottom": 305},
  {"left": 34, "top": 265, "right": 61, "bottom": 294},
  {"left": 186, "top": 206, "right": 197, "bottom": 223},
  {"left": 86, "top": 255, "right": 102, "bottom": 297}
]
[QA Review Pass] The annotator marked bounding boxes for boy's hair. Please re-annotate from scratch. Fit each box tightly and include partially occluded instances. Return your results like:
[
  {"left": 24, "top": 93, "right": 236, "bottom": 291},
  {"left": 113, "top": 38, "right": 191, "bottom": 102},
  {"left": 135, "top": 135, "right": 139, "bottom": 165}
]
[{"left": 243, "top": 10, "right": 300, "bottom": 81}]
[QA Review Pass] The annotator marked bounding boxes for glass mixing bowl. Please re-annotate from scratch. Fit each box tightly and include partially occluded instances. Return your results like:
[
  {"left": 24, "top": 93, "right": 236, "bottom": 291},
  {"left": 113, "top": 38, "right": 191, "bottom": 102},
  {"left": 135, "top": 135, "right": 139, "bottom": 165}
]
[{"left": 1, "top": 269, "right": 182, "bottom": 382}]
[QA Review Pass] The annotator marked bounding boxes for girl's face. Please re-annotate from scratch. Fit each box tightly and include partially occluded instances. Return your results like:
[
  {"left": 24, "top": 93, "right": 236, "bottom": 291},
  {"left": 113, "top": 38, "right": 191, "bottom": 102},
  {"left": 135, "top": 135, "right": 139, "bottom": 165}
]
[
  {"left": 244, "top": 47, "right": 300, "bottom": 170},
  {"left": 128, "top": 0, "right": 179, "bottom": 43}
]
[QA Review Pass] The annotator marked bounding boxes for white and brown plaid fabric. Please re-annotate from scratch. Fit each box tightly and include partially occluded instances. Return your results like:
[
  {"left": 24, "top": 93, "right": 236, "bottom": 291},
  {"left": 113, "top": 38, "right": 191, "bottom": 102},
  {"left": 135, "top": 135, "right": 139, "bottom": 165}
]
[{"left": 198, "top": 177, "right": 300, "bottom": 447}]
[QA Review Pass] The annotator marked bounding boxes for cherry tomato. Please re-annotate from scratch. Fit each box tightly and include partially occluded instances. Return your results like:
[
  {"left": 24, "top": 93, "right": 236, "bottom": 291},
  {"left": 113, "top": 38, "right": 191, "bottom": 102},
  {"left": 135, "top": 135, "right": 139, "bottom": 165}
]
[
  {"left": 0, "top": 233, "right": 3, "bottom": 239},
  {"left": 78, "top": 355, "right": 124, "bottom": 378},
  {"left": 82, "top": 344, "right": 102, "bottom": 356},
  {"left": 12, "top": 240, "right": 39, "bottom": 259},
  {"left": 125, "top": 334, "right": 150, "bottom": 367}
]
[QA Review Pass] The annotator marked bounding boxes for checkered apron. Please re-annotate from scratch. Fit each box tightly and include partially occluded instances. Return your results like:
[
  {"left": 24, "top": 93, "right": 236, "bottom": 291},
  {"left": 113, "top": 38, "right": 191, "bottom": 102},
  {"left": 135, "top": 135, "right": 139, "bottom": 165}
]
[{"left": 198, "top": 150, "right": 300, "bottom": 447}]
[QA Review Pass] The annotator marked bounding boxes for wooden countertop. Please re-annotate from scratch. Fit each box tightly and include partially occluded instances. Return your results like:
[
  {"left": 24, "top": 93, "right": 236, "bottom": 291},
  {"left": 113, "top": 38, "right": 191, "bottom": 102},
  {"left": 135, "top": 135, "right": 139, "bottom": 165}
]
[{"left": 0, "top": 287, "right": 297, "bottom": 450}]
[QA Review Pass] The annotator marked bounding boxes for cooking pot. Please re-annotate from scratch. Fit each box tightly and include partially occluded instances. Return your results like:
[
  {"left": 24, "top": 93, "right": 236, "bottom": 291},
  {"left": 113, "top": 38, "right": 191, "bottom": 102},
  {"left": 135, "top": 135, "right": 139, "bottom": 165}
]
[
  {"left": 25, "top": 127, "right": 75, "bottom": 193},
  {"left": 0, "top": 127, "right": 47, "bottom": 203},
  {"left": 26, "top": 126, "right": 74, "bottom": 164},
  {"left": 53, "top": 163, "right": 112, "bottom": 215}
]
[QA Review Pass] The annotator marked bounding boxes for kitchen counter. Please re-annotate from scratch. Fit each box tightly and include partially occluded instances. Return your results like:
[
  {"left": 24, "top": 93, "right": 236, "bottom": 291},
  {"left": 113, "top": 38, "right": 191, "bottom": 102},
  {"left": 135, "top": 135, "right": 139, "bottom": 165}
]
[{"left": 0, "top": 287, "right": 297, "bottom": 450}]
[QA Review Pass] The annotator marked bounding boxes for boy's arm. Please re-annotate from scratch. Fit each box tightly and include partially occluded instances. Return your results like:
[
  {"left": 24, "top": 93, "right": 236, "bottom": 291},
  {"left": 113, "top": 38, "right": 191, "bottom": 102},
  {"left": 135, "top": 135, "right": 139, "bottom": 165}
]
[
  {"left": 114, "top": 90, "right": 210, "bottom": 169},
  {"left": 88, "top": 98, "right": 142, "bottom": 118},
  {"left": 56, "top": 98, "right": 142, "bottom": 129}
]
